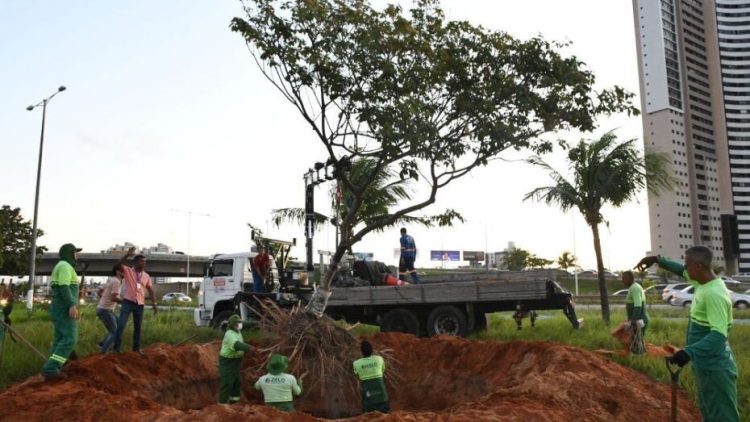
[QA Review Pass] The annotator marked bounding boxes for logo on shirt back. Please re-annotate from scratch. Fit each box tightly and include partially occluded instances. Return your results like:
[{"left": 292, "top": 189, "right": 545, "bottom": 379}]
[{"left": 265, "top": 376, "right": 288, "bottom": 384}]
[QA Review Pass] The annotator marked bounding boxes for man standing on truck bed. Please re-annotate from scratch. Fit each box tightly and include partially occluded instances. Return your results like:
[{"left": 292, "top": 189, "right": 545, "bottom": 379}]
[
  {"left": 399, "top": 228, "right": 419, "bottom": 284},
  {"left": 252, "top": 246, "right": 271, "bottom": 293},
  {"left": 636, "top": 247, "right": 739, "bottom": 421}
]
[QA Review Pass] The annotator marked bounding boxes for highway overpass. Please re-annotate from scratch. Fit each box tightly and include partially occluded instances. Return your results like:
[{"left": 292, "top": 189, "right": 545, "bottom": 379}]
[{"left": 36, "top": 253, "right": 211, "bottom": 277}]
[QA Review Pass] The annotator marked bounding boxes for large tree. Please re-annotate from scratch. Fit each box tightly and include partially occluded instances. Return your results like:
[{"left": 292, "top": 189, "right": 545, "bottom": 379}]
[
  {"left": 524, "top": 131, "right": 673, "bottom": 323},
  {"left": 0, "top": 205, "right": 46, "bottom": 275},
  {"left": 231, "top": 0, "right": 637, "bottom": 315}
]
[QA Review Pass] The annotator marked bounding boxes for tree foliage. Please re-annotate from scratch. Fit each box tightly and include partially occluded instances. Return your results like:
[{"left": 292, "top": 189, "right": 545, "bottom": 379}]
[
  {"left": 0, "top": 205, "right": 46, "bottom": 275},
  {"left": 502, "top": 248, "right": 530, "bottom": 271},
  {"left": 557, "top": 251, "right": 576, "bottom": 271},
  {"left": 231, "top": 0, "right": 637, "bottom": 297},
  {"left": 525, "top": 130, "right": 674, "bottom": 323}
]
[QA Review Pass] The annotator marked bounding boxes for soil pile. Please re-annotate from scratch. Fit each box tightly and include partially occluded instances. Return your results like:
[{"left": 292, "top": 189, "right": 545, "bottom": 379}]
[
  {"left": 607, "top": 322, "right": 679, "bottom": 357},
  {"left": 0, "top": 333, "right": 700, "bottom": 422}
]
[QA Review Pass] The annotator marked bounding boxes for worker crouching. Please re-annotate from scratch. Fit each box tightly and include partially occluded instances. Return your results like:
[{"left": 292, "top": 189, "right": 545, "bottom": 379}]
[
  {"left": 255, "top": 354, "right": 302, "bottom": 412},
  {"left": 218, "top": 314, "right": 252, "bottom": 404},
  {"left": 353, "top": 340, "right": 390, "bottom": 414}
]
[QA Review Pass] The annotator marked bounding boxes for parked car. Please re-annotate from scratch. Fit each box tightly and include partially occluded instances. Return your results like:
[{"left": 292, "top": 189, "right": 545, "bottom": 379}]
[
  {"left": 732, "top": 292, "right": 750, "bottom": 310},
  {"left": 612, "top": 289, "right": 629, "bottom": 296},
  {"left": 662, "top": 283, "right": 690, "bottom": 302},
  {"left": 645, "top": 284, "right": 668, "bottom": 295},
  {"left": 720, "top": 276, "right": 741, "bottom": 285},
  {"left": 669, "top": 286, "right": 695, "bottom": 307},
  {"left": 162, "top": 292, "right": 192, "bottom": 303},
  {"left": 577, "top": 270, "right": 597, "bottom": 278},
  {"left": 669, "top": 286, "right": 750, "bottom": 309}
]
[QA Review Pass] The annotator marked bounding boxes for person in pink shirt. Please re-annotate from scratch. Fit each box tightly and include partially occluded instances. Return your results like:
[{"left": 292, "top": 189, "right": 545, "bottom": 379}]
[{"left": 113, "top": 247, "right": 157, "bottom": 355}]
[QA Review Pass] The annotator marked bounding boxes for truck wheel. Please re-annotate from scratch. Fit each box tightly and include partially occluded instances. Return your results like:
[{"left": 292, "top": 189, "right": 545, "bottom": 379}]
[
  {"left": 471, "top": 313, "right": 488, "bottom": 333},
  {"left": 427, "top": 305, "right": 468, "bottom": 337},
  {"left": 211, "top": 310, "right": 236, "bottom": 329},
  {"left": 380, "top": 309, "right": 421, "bottom": 336}
]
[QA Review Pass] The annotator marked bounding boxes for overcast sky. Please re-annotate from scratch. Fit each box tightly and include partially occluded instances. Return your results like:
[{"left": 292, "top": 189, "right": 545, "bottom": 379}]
[{"left": 0, "top": 0, "right": 649, "bottom": 271}]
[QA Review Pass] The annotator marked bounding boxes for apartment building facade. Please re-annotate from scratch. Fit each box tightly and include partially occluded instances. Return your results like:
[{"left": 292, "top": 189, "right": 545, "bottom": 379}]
[{"left": 633, "top": 0, "right": 744, "bottom": 273}]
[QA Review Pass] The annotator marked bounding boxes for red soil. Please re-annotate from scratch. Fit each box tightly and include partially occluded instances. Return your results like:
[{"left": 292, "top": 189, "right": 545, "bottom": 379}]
[{"left": 0, "top": 333, "right": 700, "bottom": 421}]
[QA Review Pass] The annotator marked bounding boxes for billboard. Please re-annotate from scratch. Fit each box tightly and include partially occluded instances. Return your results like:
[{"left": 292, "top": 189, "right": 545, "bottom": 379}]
[
  {"left": 463, "top": 251, "right": 486, "bottom": 261},
  {"left": 430, "top": 250, "right": 460, "bottom": 261}
]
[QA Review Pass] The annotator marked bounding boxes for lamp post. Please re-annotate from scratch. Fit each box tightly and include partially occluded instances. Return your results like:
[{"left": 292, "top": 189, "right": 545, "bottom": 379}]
[
  {"left": 170, "top": 209, "right": 210, "bottom": 294},
  {"left": 25, "top": 86, "right": 67, "bottom": 309}
]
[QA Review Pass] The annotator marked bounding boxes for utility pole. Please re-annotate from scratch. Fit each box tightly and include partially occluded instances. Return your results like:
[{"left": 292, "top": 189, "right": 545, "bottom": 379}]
[
  {"left": 171, "top": 209, "right": 210, "bottom": 294},
  {"left": 25, "top": 86, "right": 67, "bottom": 310}
]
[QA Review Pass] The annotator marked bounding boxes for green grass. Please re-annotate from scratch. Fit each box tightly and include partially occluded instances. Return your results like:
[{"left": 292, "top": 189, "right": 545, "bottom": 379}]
[
  {"left": 0, "top": 304, "right": 220, "bottom": 389},
  {"left": 1, "top": 305, "right": 747, "bottom": 420},
  {"left": 474, "top": 309, "right": 749, "bottom": 421}
]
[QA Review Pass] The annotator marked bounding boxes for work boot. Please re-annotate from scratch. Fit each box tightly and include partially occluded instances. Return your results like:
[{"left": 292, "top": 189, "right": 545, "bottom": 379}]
[{"left": 42, "top": 371, "right": 66, "bottom": 381}]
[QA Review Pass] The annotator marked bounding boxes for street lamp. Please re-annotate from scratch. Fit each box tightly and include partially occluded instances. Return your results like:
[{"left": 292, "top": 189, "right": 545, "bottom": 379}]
[
  {"left": 170, "top": 209, "right": 210, "bottom": 294},
  {"left": 25, "top": 85, "right": 67, "bottom": 309}
]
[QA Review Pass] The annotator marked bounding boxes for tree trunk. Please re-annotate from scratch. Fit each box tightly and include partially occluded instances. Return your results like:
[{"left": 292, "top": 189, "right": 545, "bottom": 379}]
[{"left": 590, "top": 223, "right": 610, "bottom": 323}]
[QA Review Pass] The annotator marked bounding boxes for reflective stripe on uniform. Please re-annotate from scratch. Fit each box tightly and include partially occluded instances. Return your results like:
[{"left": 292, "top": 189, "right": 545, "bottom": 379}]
[{"left": 49, "top": 354, "right": 67, "bottom": 364}]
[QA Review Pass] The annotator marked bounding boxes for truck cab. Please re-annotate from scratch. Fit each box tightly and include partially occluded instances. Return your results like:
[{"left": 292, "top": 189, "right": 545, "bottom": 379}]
[{"left": 194, "top": 251, "right": 280, "bottom": 328}]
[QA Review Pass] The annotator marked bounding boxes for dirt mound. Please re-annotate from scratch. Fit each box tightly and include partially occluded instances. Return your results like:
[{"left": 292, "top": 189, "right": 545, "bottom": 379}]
[{"left": 0, "top": 333, "right": 700, "bottom": 422}]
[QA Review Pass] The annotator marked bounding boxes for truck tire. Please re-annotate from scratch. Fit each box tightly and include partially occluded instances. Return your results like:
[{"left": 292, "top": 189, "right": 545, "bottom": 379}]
[
  {"left": 471, "top": 313, "right": 488, "bottom": 333},
  {"left": 380, "top": 308, "right": 421, "bottom": 336},
  {"left": 211, "top": 310, "right": 236, "bottom": 329},
  {"left": 427, "top": 305, "right": 468, "bottom": 337}
]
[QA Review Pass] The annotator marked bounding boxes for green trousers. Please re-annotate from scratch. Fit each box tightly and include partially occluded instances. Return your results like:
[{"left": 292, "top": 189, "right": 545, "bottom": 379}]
[
  {"left": 41, "top": 287, "right": 78, "bottom": 375},
  {"left": 268, "top": 401, "right": 294, "bottom": 412},
  {"left": 218, "top": 356, "right": 242, "bottom": 403},
  {"left": 694, "top": 368, "right": 739, "bottom": 422},
  {"left": 361, "top": 377, "right": 389, "bottom": 413}
]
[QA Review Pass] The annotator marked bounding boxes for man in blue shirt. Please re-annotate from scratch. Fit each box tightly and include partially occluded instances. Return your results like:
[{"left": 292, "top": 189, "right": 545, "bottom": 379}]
[{"left": 399, "top": 228, "right": 419, "bottom": 284}]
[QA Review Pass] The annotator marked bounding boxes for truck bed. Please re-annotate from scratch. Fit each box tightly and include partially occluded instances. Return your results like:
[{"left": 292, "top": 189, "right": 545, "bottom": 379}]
[{"left": 327, "top": 279, "right": 550, "bottom": 306}]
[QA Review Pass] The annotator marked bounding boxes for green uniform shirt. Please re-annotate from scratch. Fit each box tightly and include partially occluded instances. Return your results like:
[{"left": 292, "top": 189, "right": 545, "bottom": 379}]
[
  {"left": 659, "top": 257, "right": 736, "bottom": 371},
  {"left": 353, "top": 356, "right": 385, "bottom": 381},
  {"left": 625, "top": 282, "right": 648, "bottom": 322},
  {"left": 254, "top": 373, "right": 302, "bottom": 403},
  {"left": 220, "top": 329, "right": 249, "bottom": 359},
  {"left": 50, "top": 261, "right": 78, "bottom": 286}
]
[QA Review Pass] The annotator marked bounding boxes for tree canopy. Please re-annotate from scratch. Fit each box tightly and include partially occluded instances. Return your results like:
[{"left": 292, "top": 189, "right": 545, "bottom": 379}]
[
  {"left": 0, "top": 205, "right": 46, "bottom": 275},
  {"left": 231, "top": 0, "right": 637, "bottom": 310}
]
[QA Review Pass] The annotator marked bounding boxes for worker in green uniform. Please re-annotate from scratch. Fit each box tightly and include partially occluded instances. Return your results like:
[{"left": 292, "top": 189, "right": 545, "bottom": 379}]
[
  {"left": 637, "top": 246, "right": 739, "bottom": 422},
  {"left": 218, "top": 314, "right": 252, "bottom": 404},
  {"left": 41, "top": 243, "right": 82, "bottom": 380},
  {"left": 255, "top": 354, "right": 302, "bottom": 412},
  {"left": 352, "top": 340, "right": 389, "bottom": 414},
  {"left": 622, "top": 270, "right": 648, "bottom": 354}
]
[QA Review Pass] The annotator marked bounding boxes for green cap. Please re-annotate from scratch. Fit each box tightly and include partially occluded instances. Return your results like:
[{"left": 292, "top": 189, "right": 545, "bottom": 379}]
[
  {"left": 267, "top": 354, "right": 289, "bottom": 375},
  {"left": 228, "top": 314, "right": 241, "bottom": 326}
]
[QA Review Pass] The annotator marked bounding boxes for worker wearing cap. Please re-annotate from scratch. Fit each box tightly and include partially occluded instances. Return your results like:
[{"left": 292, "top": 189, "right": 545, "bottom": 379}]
[
  {"left": 622, "top": 270, "right": 648, "bottom": 353},
  {"left": 41, "top": 243, "right": 81, "bottom": 379},
  {"left": 255, "top": 354, "right": 302, "bottom": 412},
  {"left": 353, "top": 340, "right": 389, "bottom": 414},
  {"left": 637, "top": 246, "right": 739, "bottom": 422},
  {"left": 218, "top": 314, "right": 252, "bottom": 404}
]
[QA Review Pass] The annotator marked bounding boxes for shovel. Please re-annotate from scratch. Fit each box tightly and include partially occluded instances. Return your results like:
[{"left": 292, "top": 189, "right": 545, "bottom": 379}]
[{"left": 665, "top": 358, "right": 682, "bottom": 422}]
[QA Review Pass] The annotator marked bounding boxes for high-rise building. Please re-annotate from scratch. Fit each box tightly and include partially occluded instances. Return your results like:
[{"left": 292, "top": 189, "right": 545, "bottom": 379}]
[{"left": 633, "top": 0, "right": 746, "bottom": 273}]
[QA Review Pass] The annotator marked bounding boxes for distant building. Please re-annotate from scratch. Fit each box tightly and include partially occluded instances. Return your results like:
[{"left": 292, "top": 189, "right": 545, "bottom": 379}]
[{"left": 488, "top": 242, "right": 517, "bottom": 270}]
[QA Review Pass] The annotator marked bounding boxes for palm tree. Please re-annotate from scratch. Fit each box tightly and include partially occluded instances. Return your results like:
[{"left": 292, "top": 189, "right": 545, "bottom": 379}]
[
  {"left": 271, "top": 158, "right": 419, "bottom": 251},
  {"left": 557, "top": 251, "right": 576, "bottom": 272},
  {"left": 524, "top": 130, "right": 673, "bottom": 323}
]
